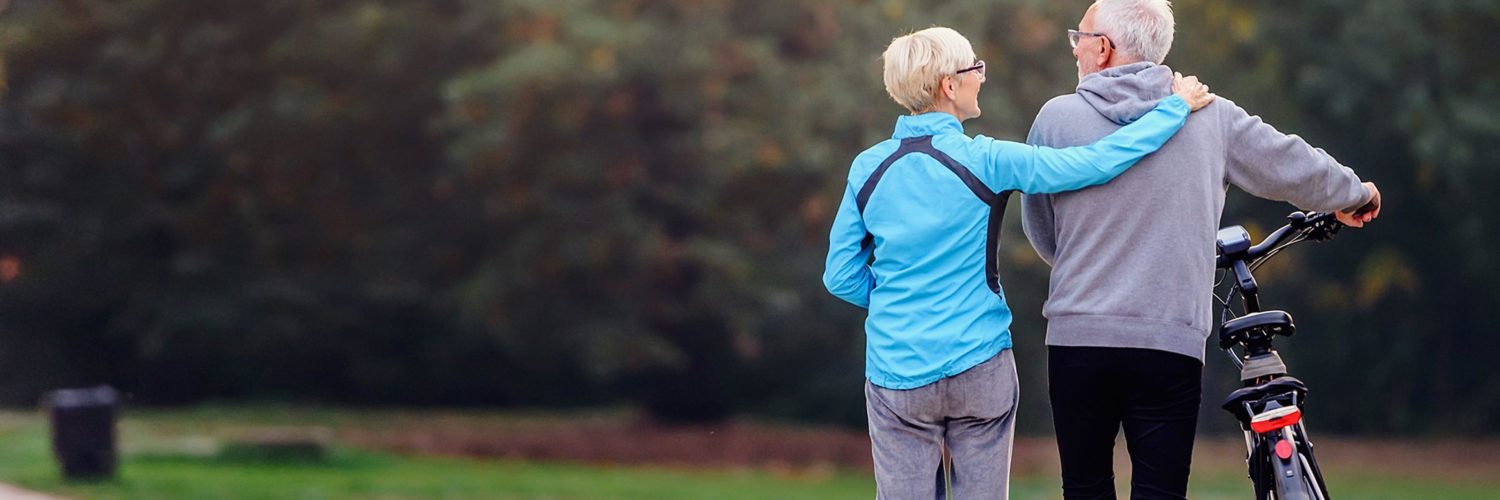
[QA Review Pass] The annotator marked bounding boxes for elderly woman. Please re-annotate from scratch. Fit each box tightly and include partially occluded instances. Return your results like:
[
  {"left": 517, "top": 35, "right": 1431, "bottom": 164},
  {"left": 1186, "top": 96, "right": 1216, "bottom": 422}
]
[{"left": 823, "top": 27, "right": 1212, "bottom": 499}]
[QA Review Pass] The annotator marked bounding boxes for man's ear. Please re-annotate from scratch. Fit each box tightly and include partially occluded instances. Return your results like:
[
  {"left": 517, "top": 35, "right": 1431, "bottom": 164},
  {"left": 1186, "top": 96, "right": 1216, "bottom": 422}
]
[{"left": 1096, "top": 40, "right": 1112, "bottom": 67}]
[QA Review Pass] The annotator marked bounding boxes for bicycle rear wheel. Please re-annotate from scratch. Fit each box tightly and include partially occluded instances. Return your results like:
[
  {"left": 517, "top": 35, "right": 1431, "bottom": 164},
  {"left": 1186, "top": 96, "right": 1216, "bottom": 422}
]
[
  {"left": 1267, "top": 427, "right": 1326, "bottom": 500},
  {"left": 1272, "top": 465, "right": 1319, "bottom": 500}
]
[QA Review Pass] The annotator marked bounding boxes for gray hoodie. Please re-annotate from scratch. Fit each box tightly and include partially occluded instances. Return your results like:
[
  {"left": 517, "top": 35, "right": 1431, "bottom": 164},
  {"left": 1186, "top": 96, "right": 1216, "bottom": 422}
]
[{"left": 1021, "top": 62, "right": 1369, "bottom": 362}]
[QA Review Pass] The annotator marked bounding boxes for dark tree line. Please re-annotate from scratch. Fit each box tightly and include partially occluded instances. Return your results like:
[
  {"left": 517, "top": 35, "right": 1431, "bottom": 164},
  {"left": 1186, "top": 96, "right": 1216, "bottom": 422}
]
[{"left": 0, "top": 0, "right": 1495, "bottom": 434}]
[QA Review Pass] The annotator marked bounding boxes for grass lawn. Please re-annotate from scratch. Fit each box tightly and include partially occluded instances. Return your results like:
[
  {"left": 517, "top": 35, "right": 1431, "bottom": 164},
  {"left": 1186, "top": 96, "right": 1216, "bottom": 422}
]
[
  {"left": 0, "top": 407, "right": 1495, "bottom": 499},
  {"left": 6, "top": 409, "right": 873, "bottom": 500}
]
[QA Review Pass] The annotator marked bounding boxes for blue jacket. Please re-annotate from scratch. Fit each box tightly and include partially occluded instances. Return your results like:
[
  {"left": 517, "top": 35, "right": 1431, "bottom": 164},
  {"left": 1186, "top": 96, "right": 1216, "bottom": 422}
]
[{"left": 823, "top": 95, "right": 1191, "bottom": 389}]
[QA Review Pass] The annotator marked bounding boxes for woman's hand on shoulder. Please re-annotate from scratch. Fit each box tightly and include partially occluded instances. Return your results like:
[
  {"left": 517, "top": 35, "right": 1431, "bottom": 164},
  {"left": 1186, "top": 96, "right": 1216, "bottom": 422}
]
[{"left": 1172, "top": 72, "right": 1216, "bottom": 111}]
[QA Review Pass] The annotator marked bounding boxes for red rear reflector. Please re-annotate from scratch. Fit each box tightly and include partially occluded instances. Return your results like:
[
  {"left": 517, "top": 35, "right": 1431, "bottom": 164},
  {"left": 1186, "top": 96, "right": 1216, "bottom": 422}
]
[
  {"left": 1275, "top": 439, "right": 1293, "bottom": 460},
  {"left": 1250, "top": 408, "right": 1303, "bottom": 434}
]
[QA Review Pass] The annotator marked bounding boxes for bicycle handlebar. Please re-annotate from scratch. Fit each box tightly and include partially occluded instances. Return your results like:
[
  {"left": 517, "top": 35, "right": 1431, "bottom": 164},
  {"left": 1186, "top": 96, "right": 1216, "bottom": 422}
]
[{"left": 1215, "top": 211, "right": 1341, "bottom": 269}]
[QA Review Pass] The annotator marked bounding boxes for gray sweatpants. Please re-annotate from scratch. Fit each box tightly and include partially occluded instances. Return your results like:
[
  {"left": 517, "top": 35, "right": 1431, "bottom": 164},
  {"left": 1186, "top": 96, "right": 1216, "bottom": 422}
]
[{"left": 865, "top": 349, "right": 1019, "bottom": 500}]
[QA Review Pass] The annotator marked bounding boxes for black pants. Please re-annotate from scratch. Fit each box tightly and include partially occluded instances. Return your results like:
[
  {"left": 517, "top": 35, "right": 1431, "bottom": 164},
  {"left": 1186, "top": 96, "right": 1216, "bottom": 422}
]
[{"left": 1048, "top": 345, "right": 1202, "bottom": 500}]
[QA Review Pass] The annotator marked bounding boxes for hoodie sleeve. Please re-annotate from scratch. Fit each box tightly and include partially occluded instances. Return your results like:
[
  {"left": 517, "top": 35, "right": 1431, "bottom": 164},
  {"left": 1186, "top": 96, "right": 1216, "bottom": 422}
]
[
  {"left": 1021, "top": 193, "right": 1058, "bottom": 267},
  {"left": 1020, "top": 109, "right": 1059, "bottom": 267},
  {"left": 973, "top": 95, "right": 1190, "bottom": 194},
  {"left": 1220, "top": 99, "right": 1370, "bottom": 211}
]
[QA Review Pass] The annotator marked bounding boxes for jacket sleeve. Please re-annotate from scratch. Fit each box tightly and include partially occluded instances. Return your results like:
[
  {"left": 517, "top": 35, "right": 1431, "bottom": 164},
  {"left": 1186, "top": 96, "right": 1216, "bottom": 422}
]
[
  {"left": 973, "top": 95, "right": 1190, "bottom": 194},
  {"left": 822, "top": 183, "right": 874, "bottom": 308},
  {"left": 1220, "top": 99, "right": 1370, "bottom": 211}
]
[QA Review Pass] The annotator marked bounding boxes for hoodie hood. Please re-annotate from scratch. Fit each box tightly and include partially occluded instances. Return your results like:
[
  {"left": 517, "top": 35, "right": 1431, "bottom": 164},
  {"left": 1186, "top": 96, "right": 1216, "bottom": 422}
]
[{"left": 1076, "top": 62, "right": 1174, "bottom": 125}]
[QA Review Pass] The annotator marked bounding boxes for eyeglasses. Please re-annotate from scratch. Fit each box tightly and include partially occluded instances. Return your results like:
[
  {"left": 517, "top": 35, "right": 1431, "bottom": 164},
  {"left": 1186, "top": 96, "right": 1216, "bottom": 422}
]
[
  {"left": 957, "top": 60, "right": 986, "bottom": 77},
  {"left": 1067, "top": 29, "right": 1116, "bottom": 49}
]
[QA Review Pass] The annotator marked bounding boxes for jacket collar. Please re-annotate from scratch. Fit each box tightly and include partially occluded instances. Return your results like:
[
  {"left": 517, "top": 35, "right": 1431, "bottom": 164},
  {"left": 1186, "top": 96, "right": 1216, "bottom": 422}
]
[{"left": 892, "top": 112, "right": 964, "bottom": 139}]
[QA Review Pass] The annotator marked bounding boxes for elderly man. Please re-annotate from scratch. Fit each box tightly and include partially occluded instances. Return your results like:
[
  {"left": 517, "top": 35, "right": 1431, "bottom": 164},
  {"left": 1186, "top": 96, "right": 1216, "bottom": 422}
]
[
  {"left": 1021, "top": 1, "right": 1381, "bottom": 499},
  {"left": 824, "top": 26, "right": 1213, "bottom": 499}
]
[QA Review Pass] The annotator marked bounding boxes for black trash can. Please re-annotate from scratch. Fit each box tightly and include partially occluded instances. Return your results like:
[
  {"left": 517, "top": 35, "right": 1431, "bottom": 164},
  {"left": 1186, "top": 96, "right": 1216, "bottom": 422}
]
[{"left": 44, "top": 386, "right": 119, "bottom": 480}]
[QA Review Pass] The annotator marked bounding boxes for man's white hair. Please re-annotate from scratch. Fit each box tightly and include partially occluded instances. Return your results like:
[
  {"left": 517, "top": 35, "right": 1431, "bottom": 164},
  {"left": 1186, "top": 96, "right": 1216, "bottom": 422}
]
[
  {"left": 1093, "top": 0, "right": 1175, "bottom": 64},
  {"left": 881, "top": 27, "right": 976, "bottom": 114}
]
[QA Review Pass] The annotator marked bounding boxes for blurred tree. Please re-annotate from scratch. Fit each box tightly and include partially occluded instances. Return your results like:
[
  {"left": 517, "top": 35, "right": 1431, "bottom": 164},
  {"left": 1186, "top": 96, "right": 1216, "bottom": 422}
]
[
  {"left": 436, "top": 0, "right": 1082, "bottom": 424},
  {"left": 0, "top": 0, "right": 1495, "bottom": 433},
  {"left": 1218, "top": 0, "right": 1500, "bottom": 435},
  {"left": 0, "top": 0, "right": 509, "bottom": 405}
]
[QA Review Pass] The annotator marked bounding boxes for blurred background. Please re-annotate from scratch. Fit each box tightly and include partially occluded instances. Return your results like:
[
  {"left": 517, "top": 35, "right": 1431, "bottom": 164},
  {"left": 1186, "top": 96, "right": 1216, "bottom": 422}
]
[{"left": 0, "top": 0, "right": 1496, "bottom": 498}]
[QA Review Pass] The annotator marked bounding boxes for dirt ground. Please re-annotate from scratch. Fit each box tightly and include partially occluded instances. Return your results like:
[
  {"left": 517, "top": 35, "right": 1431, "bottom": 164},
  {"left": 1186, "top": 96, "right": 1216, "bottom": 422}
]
[
  {"left": 341, "top": 415, "right": 876, "bottom": 470},
  {"left": 336, "top": 413, "right": 1500, "bottom": 482}
]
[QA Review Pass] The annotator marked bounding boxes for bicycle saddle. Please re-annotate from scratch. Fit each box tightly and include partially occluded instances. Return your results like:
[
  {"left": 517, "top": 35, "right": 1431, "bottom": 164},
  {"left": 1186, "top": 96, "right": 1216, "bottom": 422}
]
[
  {"left": 1219, "top": 310, "right": 1295, "bottom": 349},
  {"left": 1221, "top": 376, "right": 1309, "bottom": 415}
]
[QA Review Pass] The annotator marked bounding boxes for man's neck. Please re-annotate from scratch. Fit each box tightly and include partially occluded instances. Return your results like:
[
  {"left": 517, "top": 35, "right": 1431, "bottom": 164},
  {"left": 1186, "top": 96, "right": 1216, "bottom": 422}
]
[{"left": 1102, "top": 56, "right": 1145, "bottom": 71}]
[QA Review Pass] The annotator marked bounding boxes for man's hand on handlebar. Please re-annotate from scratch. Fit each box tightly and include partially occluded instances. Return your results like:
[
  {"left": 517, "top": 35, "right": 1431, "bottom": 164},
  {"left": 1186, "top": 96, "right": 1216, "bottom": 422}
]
[{"left": 1335, "top": 182, "right": 1381, "bottom": 228}]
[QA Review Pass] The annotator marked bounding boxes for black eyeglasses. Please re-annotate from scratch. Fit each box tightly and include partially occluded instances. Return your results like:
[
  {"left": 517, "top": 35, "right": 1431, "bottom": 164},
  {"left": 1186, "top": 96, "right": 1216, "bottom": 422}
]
[
  {"left": 1067, "top": 29, "right": 1116, "bottom": 49},
  {"left": 957, "top": 60, "right": 986, "bottom": 77}
]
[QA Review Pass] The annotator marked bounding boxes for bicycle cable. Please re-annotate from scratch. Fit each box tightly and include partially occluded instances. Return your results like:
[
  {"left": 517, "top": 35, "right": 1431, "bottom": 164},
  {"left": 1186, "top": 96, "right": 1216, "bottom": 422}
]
[
  {"left": 1214, "top": 229, "right": 1311, "bottom": 317},
  {"left": 1249, "top": 232, "right": 1310, "bottom": 273},
  {"left": 1251, "top": 239, "right": 1302, "bottom": 272}
]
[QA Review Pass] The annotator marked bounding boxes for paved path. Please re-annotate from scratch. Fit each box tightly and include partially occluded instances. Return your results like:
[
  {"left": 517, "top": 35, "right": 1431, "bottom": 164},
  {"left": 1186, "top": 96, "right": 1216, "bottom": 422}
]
[{"left": 0, "top": 483, "right": 61, "bottom": 500}]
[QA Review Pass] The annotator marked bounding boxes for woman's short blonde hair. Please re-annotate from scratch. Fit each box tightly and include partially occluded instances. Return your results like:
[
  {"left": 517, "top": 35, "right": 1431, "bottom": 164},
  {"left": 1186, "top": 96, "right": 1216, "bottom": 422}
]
[{"left": 881, "top": 27, "right": 977, "bottom": 114}]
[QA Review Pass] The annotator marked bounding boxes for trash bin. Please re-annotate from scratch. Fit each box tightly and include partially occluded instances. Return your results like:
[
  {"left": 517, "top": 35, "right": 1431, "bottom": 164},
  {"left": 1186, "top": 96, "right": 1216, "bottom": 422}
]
[{"left": 44, "top": 386, "right": 119, "bottom": 480}]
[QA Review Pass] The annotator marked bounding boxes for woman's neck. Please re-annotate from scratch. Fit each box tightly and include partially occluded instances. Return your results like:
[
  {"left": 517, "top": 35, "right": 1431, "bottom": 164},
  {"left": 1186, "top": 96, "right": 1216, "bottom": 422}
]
[{"left": 920, "top": 101, "right": 964, "bottom": 121}]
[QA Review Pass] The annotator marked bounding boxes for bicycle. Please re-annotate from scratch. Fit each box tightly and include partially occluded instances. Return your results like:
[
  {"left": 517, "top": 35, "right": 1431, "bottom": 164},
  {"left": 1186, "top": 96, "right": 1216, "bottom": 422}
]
[{"left": 1213, "top": 210, "right": 1344, "bottom": 500}]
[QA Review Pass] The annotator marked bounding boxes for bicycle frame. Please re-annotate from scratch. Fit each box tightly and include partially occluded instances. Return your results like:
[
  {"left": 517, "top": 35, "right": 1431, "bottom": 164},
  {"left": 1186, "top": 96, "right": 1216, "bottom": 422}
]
[{"left": 1215, "top": 212, "right": 1338, "bottom": 500}]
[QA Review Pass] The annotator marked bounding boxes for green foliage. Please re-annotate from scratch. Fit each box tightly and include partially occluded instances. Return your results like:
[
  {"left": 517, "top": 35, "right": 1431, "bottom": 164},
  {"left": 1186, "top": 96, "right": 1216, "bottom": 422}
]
[
  {"left": 0, "top": 0, "right": 518, "bottom": 406},
  {"left": 1180, "top": 0, "right": 1500, "bottom": 435},
  {"left": 0, "top": 0, "right": 1496, "bottom": 432}
]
